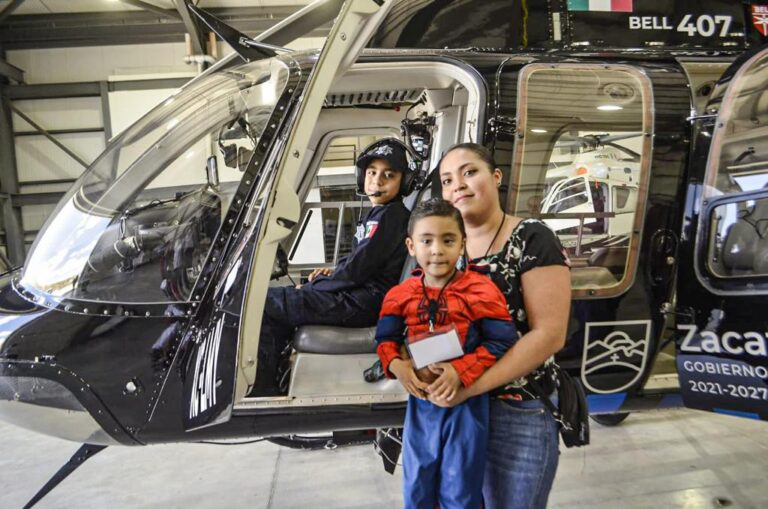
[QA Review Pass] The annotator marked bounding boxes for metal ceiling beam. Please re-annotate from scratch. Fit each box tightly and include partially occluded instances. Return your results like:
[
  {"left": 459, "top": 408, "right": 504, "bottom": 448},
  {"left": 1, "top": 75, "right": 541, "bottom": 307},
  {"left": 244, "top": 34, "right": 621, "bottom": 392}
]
[
  {"left": 8, "top": 103, "right": 90, "bottom": 168},
  {"left": 0, "top": 0, "right": 25, "bottom": 26},
  {"left": 257, "top": 0, "right": 343, "bottom": 47},
  {"left": 0, "top": 7, "right": 328, "bottom": 50},
  {"left": 5, "top": 82, "right": 101, "bottom": 100},
  {"left": 117, "top": 0, "right": 182, "bottom": 21},
  {"left": 173, "top": 0, "right": 204, "bottom": 55},
  {"left": 0, "top": 97, "right": 25, "bottom": 264},
  {"left": 0, "top": 58, "right": 24, "bottom": 83},
  {"left": 5, "top": 78, "right": 192, "bottom": 100}
]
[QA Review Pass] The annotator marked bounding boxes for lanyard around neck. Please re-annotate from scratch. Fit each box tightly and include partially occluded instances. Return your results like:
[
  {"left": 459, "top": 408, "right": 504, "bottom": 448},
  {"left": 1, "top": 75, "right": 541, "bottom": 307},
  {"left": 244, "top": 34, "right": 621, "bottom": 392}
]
[{"left": 420, "top": 269, "right": 457, "bottom": 332}]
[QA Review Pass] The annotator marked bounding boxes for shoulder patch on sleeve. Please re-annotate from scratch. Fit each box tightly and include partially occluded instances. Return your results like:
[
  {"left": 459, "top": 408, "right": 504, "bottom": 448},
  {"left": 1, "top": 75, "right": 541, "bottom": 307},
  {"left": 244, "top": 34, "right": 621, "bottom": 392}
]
[{"left": 365, "top": 221, "right": 379, "bottom": 238}]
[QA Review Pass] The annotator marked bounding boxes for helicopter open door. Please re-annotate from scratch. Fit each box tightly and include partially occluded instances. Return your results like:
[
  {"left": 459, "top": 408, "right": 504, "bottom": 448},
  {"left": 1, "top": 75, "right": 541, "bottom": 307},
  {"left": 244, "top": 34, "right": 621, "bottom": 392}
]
[
  {"left": 675, "top": 47, "right": 768, "bottom": 421},
  {"left": 181, "top": 0, "right": 396, "bottom": 431}
]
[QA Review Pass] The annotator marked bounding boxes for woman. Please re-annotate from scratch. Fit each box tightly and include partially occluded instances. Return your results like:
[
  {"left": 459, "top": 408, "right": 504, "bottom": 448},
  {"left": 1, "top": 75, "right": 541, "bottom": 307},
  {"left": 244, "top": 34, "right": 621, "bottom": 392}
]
[{"left": 429, "top": 143, "right": 571, "bottom": 509}]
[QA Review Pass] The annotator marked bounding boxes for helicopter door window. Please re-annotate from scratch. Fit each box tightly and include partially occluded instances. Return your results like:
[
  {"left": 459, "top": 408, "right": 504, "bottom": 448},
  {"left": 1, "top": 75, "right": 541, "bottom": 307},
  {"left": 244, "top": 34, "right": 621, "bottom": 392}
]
[
  {"left": 700, "top": 51, "right": 768, "bottom": 286},
  {"left": 613, "top": 186, "right": 633, "bottom": 210},
  {"left": 510, "top": 63, "right": 652, "bottom": 296},
  {"left": 19, "top": 57, "right": 292, "bottom": 306}
]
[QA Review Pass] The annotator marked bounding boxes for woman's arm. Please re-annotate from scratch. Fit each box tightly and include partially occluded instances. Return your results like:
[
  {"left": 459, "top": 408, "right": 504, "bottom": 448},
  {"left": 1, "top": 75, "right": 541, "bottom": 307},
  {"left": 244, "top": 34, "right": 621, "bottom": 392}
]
[{"left": 430, "top": 264, "right": 570, "bottom": 403}]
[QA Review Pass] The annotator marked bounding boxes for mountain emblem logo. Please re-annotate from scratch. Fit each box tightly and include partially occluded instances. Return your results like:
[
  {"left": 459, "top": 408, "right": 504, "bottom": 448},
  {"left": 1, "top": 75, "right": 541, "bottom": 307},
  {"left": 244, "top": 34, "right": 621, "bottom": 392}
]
[{"left": 581, "top": 320, "right": 651, "bottom": 394}]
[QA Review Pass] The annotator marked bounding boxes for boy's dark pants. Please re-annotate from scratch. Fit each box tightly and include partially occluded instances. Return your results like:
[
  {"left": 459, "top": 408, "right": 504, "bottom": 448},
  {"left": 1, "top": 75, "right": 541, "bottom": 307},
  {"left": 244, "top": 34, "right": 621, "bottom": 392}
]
[{"left": 253, "top": 285, "right": 383, "bottom": 393}]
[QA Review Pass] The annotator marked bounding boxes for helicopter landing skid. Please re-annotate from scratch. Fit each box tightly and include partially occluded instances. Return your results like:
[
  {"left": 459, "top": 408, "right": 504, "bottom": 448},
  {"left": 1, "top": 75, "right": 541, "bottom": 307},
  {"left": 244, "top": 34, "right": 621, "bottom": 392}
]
[{"left": 24, "top": 443, "right": 108, "bottom": 509}]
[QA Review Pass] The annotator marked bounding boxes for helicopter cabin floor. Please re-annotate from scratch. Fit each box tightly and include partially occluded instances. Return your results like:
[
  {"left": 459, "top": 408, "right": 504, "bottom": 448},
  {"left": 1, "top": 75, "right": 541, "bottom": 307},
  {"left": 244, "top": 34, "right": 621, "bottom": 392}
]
[{"left": 1, "top": 408, "right": 766, "bottom": 508}]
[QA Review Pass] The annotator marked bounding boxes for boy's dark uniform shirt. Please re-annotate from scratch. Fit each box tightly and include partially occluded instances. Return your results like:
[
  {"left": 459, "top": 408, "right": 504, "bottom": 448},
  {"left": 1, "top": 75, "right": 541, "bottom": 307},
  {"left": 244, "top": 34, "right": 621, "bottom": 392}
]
[{"left": 309, "top": 199, "right": 410, "bottom": 297}]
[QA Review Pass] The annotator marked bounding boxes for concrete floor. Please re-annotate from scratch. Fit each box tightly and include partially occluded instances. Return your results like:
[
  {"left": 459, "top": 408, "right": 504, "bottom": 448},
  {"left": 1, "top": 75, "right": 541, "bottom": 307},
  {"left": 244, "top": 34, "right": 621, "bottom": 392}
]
[{"left": 1, "top": 409, "right": 767, "bottom": 509}]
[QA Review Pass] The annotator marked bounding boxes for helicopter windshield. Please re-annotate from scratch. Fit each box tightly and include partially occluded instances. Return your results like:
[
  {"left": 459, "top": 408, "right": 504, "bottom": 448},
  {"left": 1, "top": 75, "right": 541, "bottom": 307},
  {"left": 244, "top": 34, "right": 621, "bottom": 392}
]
[{"left": 19, "top": 57, "right": 291, "bottom": 306}]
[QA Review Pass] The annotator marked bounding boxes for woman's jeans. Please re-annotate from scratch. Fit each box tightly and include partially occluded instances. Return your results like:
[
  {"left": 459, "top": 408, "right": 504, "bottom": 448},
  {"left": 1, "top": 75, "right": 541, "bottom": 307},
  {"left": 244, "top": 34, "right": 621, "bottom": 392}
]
[{"left": 483, "top": 397, "right": 560, "bottom": 509}]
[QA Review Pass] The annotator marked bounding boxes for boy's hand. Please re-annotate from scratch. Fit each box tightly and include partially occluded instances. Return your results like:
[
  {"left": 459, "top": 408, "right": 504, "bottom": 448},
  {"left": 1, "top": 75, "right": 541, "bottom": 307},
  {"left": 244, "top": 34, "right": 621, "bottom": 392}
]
[
  {"left": 425, "top": 362, "right": 461, "bottom": 401},
  {"left": 307, "top": 268, "right": 333, "bottom": 282},
  {"left": 389, "top": 358, "right": 428, "bottom": 399}
]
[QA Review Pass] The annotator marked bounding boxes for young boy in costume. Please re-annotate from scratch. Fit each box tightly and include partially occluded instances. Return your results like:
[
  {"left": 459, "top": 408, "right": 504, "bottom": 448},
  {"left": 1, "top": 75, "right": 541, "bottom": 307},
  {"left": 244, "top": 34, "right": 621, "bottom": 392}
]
[{"left": 375, "top": 198, "right": 517, "bottom": 509}]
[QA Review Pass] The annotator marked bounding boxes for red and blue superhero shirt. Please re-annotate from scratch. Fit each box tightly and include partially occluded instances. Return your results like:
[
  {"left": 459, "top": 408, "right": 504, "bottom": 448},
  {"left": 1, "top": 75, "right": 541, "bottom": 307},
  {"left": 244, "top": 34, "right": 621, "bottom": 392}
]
[{"left": 375, "top": 268, "right": 518, "bottom": 388}]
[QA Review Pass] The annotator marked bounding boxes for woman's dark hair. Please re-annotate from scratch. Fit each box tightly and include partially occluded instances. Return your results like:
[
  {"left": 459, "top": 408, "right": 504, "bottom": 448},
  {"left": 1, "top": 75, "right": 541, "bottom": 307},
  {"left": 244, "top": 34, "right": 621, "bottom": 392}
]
[
  {"left": 441, "top": 142, "right": 496, "bottom": 171},
  {"left": 407, "top": 198, "right": 466, "bottom": 238}
]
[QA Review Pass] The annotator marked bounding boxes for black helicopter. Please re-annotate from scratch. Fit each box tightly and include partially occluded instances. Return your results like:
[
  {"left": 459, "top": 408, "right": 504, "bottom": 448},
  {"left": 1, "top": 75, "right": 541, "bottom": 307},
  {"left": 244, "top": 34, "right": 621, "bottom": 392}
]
[{"left": 1, "top": 0, "right": 768, "bottom": 505}]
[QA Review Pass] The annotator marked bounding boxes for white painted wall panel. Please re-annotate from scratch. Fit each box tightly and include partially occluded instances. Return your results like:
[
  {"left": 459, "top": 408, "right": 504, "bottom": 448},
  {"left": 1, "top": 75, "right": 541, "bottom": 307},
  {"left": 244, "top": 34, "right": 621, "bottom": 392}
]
[
  {"left": 11, "top": 98, "right": 103, "bottom": 132},
  {"left": 108, "top": 88, "right": 180, "bottom": 137},
  {"left": 21, "top": 204, "right": 58, "bottom": 233},
  {"left": 7, "top": 43, "right": 191, "bottom": 84},
  {"left": 20, "top": 183, "right": 74, "bottom": 195},
  {"left": 7, "top": 37, "right": 325, "bottom": 85},
  {"left": 14, "top": 133, "right": 105, "bottom": 181},
  {"left": 284, "top": 37, "right": 325, "bottom": 50}
]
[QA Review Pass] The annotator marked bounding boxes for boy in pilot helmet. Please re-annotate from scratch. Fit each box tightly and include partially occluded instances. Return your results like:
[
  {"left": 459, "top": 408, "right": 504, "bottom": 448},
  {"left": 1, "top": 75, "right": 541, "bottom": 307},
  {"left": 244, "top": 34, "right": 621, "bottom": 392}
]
[
  {"left": 375, "top": 198, "right": 517, "bottom": 509},
  {"left": 254, "top": 138, "right": 415, "bottom": 395}
]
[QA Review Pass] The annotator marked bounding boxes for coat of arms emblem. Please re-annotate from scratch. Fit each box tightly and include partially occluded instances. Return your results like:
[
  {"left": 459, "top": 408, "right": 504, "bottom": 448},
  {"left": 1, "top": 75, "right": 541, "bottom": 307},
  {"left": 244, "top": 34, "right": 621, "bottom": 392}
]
[{"left": 581, "top": 320, "right": 651, "bottom": 394}]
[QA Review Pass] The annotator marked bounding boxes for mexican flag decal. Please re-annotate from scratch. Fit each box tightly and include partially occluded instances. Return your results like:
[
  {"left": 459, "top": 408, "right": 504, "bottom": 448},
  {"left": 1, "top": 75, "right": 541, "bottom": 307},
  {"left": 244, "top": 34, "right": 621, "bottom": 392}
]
[{"left": 568, "top": 0, "right": 633, "bottom": 12}]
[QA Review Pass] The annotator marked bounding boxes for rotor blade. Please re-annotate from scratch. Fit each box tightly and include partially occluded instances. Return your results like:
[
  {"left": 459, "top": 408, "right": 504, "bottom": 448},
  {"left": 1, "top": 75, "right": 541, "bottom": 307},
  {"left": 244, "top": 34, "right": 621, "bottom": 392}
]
[{"left": 598, "top": 132, "right": 642, "bottom": 144}]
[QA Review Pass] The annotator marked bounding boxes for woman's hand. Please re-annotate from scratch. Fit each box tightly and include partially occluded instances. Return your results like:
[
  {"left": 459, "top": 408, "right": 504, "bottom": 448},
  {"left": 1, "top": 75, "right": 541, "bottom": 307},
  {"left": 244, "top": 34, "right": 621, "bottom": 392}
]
[
  {"left": 429, "top": 386, "right": 470, "bottom": 407},
  {"left": 425, "top": 362, "right": 461, "bottom": 401},
  {"left": 307, "top": 267, "right": 333, "bottom": 282},
  {"left": 389, "top": 358, "right": 428, "bottom": 399}
]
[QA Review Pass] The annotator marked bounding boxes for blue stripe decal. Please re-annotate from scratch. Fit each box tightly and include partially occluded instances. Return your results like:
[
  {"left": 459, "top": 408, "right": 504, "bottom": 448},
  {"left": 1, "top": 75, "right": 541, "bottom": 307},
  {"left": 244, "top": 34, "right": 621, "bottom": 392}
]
[
  {"left": 713, "top": 407, "right": 760, "bottom": 420},
  {"left": 586, "top": 393, "right": 626, "bottom": 413},
  {"left": 658, "top": 393, "right": 683, "bottom": 409}
]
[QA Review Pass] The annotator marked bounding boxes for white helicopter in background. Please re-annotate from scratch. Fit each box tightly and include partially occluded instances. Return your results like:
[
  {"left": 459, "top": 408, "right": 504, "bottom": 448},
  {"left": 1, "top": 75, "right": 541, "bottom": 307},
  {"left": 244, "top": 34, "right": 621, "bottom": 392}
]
[{"left": 537, "top": 133, "right": 641, "bottom": 277}]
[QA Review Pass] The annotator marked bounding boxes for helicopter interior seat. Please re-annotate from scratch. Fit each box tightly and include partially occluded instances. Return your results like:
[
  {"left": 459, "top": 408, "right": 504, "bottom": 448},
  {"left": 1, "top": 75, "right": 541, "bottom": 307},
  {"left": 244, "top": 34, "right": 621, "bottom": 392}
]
[
  {"left": 587, "top": 246, "right": 628, "bottom": 276},
  {"left": 292, "top": 255, "right": 418, "bottom": 355},
  {"left": 278, "top": 59, "right": 483, "bottom": 398},
  {"left": 570, "top": 266, "right": 618, "bottom": 289},
  {"left": 721, "top": 198, "right": 768, "bottom": 275},
  {"left": 286, "top": 255, "right": 418, "bottom": 400}
]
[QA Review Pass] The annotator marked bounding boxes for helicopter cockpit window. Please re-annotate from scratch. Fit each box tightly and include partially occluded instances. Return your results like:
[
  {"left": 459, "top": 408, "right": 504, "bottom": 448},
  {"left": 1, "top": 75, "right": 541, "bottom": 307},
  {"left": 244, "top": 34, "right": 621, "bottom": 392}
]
[
  {"left": 19, "top": 58, "right": 291, "bottom": 305},
  {"left": 704, "top": 52, "right": 768, "bottom": 280},
  {"left": 511, "top": 64, "right": 651, "bottom": 295}
]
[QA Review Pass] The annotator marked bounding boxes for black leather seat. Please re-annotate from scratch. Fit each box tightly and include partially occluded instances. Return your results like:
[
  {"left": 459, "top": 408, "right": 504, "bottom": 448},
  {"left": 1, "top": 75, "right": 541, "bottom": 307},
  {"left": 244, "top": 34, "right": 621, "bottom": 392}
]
[
  {"left": 292, "top": 255, "right": 417, "bottom": 355},
  {"left": 588, "top": 246, "right": 628, "bottom": 276},
  {"left": 722, "top": 209, "right": 759, "bottom": 274},
  {"left": 293, "top": 325, "right": 377, "bottom": 354},
  {"left": 721, "top": 193, "right": 768, "bottom": 274}
]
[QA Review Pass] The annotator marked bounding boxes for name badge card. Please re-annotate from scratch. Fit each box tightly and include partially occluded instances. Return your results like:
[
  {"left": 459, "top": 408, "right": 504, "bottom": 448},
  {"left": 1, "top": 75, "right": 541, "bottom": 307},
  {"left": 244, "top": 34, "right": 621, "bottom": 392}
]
[{"left": 407, "top": 324, "right": 463, "bottom": 369}]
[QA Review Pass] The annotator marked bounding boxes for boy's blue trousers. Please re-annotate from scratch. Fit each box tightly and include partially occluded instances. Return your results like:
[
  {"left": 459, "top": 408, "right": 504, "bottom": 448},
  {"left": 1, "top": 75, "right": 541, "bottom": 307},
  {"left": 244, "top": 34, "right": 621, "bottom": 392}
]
[{"left": 402, "top": 394, "right": 489, "bottom": 509}]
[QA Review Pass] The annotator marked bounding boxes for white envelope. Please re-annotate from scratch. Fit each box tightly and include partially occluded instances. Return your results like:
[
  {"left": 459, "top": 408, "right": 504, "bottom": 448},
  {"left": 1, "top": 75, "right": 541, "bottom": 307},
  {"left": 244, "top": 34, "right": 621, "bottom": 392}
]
[{"left": 407, "top": 327, "right": 464, "bottom": 369}]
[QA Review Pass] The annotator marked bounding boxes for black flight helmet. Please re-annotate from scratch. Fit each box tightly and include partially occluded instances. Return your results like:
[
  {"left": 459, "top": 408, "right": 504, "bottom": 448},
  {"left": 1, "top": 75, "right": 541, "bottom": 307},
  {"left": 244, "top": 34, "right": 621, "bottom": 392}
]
[{"left": 355, "top": 138, "right": 419, "bottom": 197}]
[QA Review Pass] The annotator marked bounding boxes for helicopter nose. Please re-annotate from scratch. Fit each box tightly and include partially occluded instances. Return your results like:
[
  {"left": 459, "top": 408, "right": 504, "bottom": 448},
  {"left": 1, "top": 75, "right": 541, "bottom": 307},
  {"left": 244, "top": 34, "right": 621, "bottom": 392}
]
[{"left": 0, "top": 362, "right": 124, "bottom": 445}]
